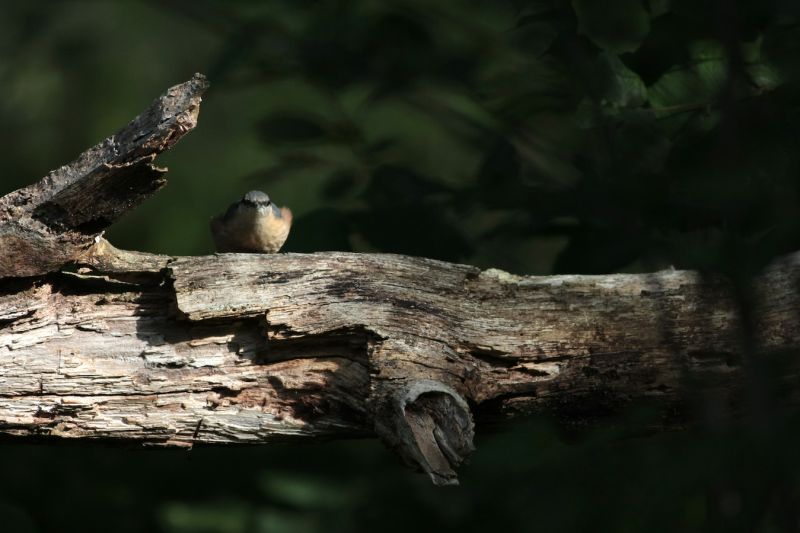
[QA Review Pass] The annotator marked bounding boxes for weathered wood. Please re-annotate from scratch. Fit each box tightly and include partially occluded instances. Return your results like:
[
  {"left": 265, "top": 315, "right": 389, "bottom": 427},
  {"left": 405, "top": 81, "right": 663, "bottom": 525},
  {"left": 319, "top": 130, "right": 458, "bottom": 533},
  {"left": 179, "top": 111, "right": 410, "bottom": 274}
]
[
  {"left": 0, "top": 74, "right": 207, "bottom": 278},
  {"left": 1, "top": 75, "right": 799, "bottom": 485},
  {"left": 1, "top": 244, "right": 799, "bottom": 484}
]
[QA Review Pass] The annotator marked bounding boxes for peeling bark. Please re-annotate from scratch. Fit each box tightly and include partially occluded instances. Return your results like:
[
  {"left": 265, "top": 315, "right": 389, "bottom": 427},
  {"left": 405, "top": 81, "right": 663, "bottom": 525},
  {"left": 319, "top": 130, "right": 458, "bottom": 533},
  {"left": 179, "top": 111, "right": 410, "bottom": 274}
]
[{"left": 1, "top": 76, "right": 799, "bottom": 485}]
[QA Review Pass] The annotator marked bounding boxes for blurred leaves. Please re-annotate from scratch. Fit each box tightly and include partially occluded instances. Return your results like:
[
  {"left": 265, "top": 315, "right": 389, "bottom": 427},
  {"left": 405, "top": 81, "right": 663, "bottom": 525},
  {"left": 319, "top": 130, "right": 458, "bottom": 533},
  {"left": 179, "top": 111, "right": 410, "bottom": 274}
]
[
  {"left": 594, "top": 52, "right": 648, "bottom": 109},
  {"left": 256, "top": 113, "right": 328, "bottom": 145},
  {"left": 355, "top": 165, "right": 471, "bottom": 259},
  {"left": 3, "top": 0, "right": 800, "bottom": 531},
  {"left": 4, "top": 0, "right": 799, "bottom": 272},
  {"left": 286, "top": 208, "right": 353, "bottom": 252},
  {"left": 184, "top": 0, "right": 800, "bottom": 274},
  {"left": 572, "top": 0, "right": 651, "bottom": 53},
  {"left": 647, "top": 39, "right": 729, "bottom": 112}
]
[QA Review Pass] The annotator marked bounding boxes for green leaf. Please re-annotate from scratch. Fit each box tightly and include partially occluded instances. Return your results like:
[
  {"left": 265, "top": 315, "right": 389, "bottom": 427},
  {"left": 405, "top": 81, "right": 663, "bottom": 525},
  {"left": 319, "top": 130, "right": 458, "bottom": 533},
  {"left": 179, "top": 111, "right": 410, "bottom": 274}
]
[
  {"left": 574, "top": 55, "right": 647, "bottom": 128},
  {"left": 648, "top": 40, "right": 727, "bottom": 111},
  {"left": 688, "top": 39, "right": 725, "bottom": 61},
  {"left": 746, "top": 63, "right": 782, "bottom": 91},
  {"left": 597, "top": 53, "right": 648, "bottom": 108},
  {"left": 259, "top": 472, "right": 354, "bottom": 509},
  {"left": 572, "top": 0, "right": 651, "bottom": 53},
  {"left": 740, "top": 35, "right": 763, "bottom": 64}
]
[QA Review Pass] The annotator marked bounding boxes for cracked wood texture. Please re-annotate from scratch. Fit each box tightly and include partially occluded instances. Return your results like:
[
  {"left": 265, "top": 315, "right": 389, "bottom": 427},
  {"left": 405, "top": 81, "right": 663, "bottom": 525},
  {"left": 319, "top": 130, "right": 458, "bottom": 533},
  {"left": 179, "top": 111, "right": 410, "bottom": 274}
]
[
  {"left": 1, "top": 246, "right": 799, "bottom": 480},
  {"left": 1, "top": 75, "right": 800, "bottom": 485},
  {"left": 0, "top": 73, "right": 207, "bottom": 278}
]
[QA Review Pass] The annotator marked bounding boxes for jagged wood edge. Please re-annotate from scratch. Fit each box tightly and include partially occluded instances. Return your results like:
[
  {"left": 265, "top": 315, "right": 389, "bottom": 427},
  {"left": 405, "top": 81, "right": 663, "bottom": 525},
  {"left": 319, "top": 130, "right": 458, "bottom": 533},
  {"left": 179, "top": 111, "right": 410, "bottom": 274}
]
[{"left": 0, "top": 73, "right": 208, "bottom": 278}]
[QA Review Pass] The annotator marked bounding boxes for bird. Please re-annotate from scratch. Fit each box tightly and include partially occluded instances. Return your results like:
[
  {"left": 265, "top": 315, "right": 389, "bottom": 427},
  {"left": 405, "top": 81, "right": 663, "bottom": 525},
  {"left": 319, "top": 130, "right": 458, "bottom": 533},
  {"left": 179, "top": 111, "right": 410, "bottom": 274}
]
[{"left": 210, "top": 190, "right": 292, "bottom": 253}]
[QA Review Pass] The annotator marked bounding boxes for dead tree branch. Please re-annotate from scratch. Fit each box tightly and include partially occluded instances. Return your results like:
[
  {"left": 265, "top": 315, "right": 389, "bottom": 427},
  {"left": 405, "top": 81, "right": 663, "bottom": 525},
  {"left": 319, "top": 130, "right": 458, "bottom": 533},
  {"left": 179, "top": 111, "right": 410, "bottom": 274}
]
[
  {"left": 0, "top": 73, "right": 207, "bottom": 278},
  {"left": 1, "top": 76, "right": 798, "bottom": 485}
]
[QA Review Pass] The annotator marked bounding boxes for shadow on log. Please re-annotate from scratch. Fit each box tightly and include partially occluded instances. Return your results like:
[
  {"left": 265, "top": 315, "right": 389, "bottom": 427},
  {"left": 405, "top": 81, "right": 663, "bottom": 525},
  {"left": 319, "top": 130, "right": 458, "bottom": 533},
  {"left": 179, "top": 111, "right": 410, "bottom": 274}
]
[{"left": 1, "top": 76, "right": 799, "bottom": 485}]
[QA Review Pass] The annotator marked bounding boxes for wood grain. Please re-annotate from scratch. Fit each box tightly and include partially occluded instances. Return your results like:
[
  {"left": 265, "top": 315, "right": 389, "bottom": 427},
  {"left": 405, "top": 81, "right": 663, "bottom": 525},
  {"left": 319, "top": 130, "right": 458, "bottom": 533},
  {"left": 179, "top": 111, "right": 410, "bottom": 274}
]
[
  {"left": 0, "top": 74, "right": 207, "bottom": 278},
  {"left": 1, "top": 75, "right": 798, "bottom": 484}
]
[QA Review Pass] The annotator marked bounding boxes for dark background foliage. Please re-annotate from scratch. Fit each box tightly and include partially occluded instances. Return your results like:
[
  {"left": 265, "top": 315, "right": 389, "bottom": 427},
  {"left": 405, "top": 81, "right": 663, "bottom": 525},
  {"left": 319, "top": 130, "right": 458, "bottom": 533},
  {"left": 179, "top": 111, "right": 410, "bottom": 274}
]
[{"left": 2, "top": 0, "right": 800, "bottom": 531}]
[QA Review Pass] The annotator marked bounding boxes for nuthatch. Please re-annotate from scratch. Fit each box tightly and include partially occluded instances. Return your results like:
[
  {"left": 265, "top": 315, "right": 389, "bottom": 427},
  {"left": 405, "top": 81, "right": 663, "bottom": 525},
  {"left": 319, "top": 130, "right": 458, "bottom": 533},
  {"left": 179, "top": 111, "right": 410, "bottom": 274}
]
[{"left": 210, "top": 190, "right": 293, "bottom": 253}]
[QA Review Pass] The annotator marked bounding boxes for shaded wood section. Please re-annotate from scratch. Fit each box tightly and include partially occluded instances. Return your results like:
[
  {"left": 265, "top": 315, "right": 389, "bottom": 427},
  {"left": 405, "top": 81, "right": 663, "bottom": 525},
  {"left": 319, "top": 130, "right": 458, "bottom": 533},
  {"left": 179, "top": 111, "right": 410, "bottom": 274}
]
[
  {"left": 0, "top": 74, "right": 207, "bottom": 278},
  {"left": 0, "top": 274, "right": 371, "bottom": 446}
]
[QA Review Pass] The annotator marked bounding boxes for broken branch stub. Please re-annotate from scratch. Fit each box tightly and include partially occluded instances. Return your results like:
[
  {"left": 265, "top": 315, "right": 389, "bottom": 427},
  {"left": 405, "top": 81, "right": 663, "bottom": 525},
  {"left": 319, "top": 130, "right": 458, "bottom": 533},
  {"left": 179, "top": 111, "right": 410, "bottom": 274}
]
[
  {"left": 372, "top": 379, "right": 475, "bottom": 486},
  {"left": 0, "top": 73, "right": 208, "bottom": 278}
]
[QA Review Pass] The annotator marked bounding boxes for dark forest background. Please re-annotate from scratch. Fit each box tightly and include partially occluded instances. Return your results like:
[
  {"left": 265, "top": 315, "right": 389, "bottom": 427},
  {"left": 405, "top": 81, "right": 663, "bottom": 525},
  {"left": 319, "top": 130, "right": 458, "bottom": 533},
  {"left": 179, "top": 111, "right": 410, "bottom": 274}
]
[{"left": 2, "top": 0, "right": 800, "bottom": 531}]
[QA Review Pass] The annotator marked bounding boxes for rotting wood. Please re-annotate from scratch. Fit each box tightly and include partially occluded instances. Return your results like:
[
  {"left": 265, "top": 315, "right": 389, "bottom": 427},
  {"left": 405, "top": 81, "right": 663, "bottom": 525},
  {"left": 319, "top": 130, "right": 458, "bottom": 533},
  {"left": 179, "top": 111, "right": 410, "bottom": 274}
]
[
  {"left": 0, "top": 73, "right": 207, "bottom": 278},
  {"left": 1, "top": 76, "right": 799, "bottom": 485},
  {"left": 1, "top": 246, "right": 799, "bottom": 484}
]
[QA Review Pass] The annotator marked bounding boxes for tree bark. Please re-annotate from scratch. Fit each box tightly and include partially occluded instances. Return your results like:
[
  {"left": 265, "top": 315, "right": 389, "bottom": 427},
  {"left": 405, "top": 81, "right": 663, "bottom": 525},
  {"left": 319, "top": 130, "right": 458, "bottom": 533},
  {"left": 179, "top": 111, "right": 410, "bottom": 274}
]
[
  {"left": 0, "top": 73, "right": 207, "bottom": 278},
  {"left": 1, "top": 76, "right": 799, "bottom": 485}
]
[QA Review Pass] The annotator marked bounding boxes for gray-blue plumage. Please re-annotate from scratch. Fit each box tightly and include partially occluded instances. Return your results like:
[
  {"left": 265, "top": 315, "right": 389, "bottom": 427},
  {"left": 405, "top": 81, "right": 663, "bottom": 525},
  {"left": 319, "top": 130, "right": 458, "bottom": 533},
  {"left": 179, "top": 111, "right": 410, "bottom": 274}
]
[
  {"left": 242, "top": 190, "right": 271, "bottom": 205},
  {"left": 211, "top": 190, "right": 293, "bottom": 253}
]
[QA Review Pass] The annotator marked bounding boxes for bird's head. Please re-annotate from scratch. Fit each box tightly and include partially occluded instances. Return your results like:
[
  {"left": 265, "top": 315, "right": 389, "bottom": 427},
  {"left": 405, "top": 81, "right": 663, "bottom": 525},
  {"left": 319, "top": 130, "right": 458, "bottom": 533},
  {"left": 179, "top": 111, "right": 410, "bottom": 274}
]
[{"left": 239, "top": 190, "right": 283, "bottom": 218}]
